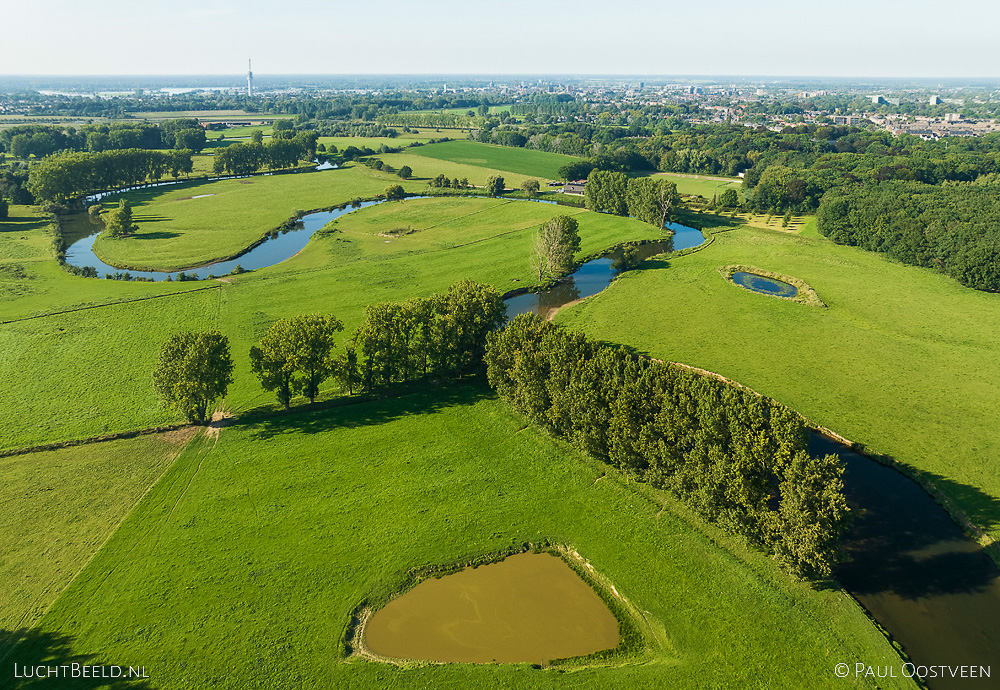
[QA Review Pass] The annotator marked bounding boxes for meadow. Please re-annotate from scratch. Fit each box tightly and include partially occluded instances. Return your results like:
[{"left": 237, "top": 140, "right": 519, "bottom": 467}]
[
  {"left": 0, "top": 431, "right": 194, "bottom": 652},
  {"left": 654, "top": 172, "right": 743, "bottom": 199},
  {"left": 319, "top": 127, "right": 451, "bottom": 152},
  {"left": 89, "top": 165, "right": 428, "bottom": 271},
  {"left": 0, "top": 193, "right": 662, "bottom": 451},
  {"left": 556, "top": 216, "right": 1000, "bottom": 543},
  {"left": 404, "top": 140, "right": 580, "bottom": 180},
  {"left": 11, "top": 388, "right": 911, "bottom": 689}
]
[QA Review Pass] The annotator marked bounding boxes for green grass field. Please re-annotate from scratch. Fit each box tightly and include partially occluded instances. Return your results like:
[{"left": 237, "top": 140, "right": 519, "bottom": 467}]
[
  {"left": 89, "top": 166, "right": 427, "bottom": 271},
  {"left": 380, "top": 153, "right": 549, "bottom": 189},
  {"left": 11, "top": 388, "right": 911, "bottom": 689},
  {"left": 0, "top": 194, "right": 661, "bottom": 451},
  {"left": 319, "top": 127, "right": 449, "bottom": 152},
  {"left": 406, "top": 140, "right": 581, "bottom": 181},
  {"left": 556, "top": 216, "right": 1000, "bottom": 543},
  {"left": 0, "top": 431, "right": 193, "bottom": 651},
  {"left": 654, "top": 172, "right": 743, "bottom": 199}
]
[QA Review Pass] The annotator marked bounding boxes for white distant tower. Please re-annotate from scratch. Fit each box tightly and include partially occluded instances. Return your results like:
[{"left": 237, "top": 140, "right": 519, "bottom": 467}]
[{"left": 247, "top": 59, "right": 253, "bottom": 97}]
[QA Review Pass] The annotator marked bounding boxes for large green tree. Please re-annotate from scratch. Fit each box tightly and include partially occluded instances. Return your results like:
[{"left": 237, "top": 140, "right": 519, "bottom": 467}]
[
  {"left": 103, "top": 199, "right": 138, "bottom": 238},
  {"left": 250, "top": 314, "right": 344, "bottom": 407},
  {"left": 483, "top": 175, "right": 505, "bottom": 197},
  {"left": 533, "top": 215, "right": 581, "bottom": 279},
  {"left": 153, "top": 331, "right": 234, "bottom": 424}
]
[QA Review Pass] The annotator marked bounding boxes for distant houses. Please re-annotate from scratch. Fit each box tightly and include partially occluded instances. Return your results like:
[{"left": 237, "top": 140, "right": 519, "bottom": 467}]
[{"left": 563, "top": 179, "right": 586, "bottom": 195}]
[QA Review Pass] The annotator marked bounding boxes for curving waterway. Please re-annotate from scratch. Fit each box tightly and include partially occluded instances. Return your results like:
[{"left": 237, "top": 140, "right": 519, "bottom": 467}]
[
  {"left": 64, "top": 197, "right": 702, "bottom": 286},
  {"left": 60, "top": 192, "right": 1000, "bottom": 683},
  {"left": 505, "top": 222, "right": 703, "bottom": 320},
  {"left": 817, "top": 434, "right": 1000, "bottom": 689}
]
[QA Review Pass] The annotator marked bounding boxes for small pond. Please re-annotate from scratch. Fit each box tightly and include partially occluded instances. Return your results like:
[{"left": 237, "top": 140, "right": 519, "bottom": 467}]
[
  {"left": 362, "top": 552, "right": 620, "bottom": 664},
  {"left": 731, "top": 271, "right": 798, "bottom": 298},
  {"left": 505, "top": 221, "right": 704, "bottom": 320}
]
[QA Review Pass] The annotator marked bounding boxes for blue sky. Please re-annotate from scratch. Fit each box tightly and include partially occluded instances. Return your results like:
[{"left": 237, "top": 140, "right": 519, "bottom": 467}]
[{"left": 2, "top": 0, "right": 998, "bottom": 77}]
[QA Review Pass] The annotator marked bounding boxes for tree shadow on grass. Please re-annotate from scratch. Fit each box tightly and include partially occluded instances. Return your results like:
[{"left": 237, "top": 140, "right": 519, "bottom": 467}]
[
  {"left": 0, "top": 219, "right": 49, "bottom": 235},
  {"left": 132, "top": 231, "right": 180, "bottom": 241},
  {"left": 1, "top": 628, "right": 153, "bottom": 689},
  {"left": 244, "top": 380, "right": 495, "bottom": 441}
]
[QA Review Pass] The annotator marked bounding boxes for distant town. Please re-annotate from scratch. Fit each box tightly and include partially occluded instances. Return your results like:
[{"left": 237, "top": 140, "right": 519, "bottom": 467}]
[{"left": 1, "top": 76, "right": 999, "bottom": 141}]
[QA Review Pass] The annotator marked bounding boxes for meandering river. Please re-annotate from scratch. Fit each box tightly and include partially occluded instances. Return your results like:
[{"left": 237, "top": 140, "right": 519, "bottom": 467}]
[{"left": 61, "top": 193, "right": 1000, "bottom": 684}]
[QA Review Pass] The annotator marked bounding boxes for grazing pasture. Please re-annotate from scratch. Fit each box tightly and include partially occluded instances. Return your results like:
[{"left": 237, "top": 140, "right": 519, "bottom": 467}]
[
  {"left": 407, "top": 140, "right": 581, "bottom": 180},
  {"left": 14, "top": 388, "right": 911, "bottom": 689},
  {"left": 556, "top": 216, "right": 1000, "bottom": 543}
]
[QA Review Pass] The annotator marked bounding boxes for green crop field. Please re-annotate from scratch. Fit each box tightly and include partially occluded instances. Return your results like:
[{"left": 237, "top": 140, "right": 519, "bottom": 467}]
[
  {"left": 0, "top": 194, "right": 661, "bottom": 451},
  {"left": 379, "top": 153, "right": 550, "bottom": 189},
  {"left": 12, "top": 389, "right": 911, "bottom": 689},
  {"left": 406, "top": 140, "right": 581, "bottom": 180},
  {"left": 556, "top": 216, "right": 1000, "bottom": 543},
  {"left": 0, "top": 431, "right": 194, "bottom": 650}
]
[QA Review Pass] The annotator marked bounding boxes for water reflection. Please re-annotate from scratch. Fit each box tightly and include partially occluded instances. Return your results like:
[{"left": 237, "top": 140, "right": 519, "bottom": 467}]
[
  {"left": 816, "top": 434, "right": 1000, "bottom": 689},
  {"left": 505, "top": 222, "right": 704, "bottom": 320}
]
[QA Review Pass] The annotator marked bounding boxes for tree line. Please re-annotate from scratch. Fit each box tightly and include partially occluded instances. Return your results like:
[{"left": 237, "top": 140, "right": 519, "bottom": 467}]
[
  {"left": 27, "top": 149, "right": 194, "bottom": 202},
  {"left": 485, "top": 314, "right": 851, "bottom": 579},
  {"left": 154, "top": 281, "right": 506, "bottom": 422},
  {"left": 211, "top": 137, "right": 312, "bottom": 176},
  {"left": 584, "top": 170, "right": 677, "bottom": 228},
  {"left": 816, "top": 177, "right": 1000, "bottom": 291},
  {"left": 0, "top": 119, "right": 210, "bottom": 158}
]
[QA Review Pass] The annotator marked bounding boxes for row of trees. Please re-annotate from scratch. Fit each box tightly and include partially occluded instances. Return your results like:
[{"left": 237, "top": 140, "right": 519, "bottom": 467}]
[
  {"left": 352, "top": 280, "right": 506, "bottom": 391},
  {"left": 27, "top": 149, "right": 194, "bottom": 202},
  {"left": 816, "top": 178, "right": 1000, "bottom": 291},
  {"left": 485, "top": 315, "right": 851, "bottom": 579},
  {"left": 0, "top": 120, "right": 211, "bottom": 158},
  {"left": 584, "top": 170, "right": 677, "bottom": 228},
  {"left": 154, "top": 281, "right": 507, "bottom": 424},
  {"left": 249, "top": 281, "right": 506, "bottom": 407},
  {"left": 211, "top": 138, "right": 310, "bottom": 175}
]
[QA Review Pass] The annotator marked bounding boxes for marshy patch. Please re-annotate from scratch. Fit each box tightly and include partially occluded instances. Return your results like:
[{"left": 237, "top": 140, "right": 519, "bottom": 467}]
[
  {"left": 719, "top": 265, "right": 825, "bottom": 307},
  {"left": 348, "top": 548, "right": 650, "bottom": 666}
]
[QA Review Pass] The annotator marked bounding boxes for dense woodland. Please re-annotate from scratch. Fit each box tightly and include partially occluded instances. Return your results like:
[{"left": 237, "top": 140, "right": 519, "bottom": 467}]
[
  {"left": 486, "top": 314, "right": 851, "bottom": 579},
  {"left": 817, "top": 177, "right": 1000, "bottom": 291}
]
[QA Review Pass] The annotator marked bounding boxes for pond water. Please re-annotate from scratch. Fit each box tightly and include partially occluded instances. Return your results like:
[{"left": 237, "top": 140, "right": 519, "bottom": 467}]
[
  {"left": 505, "top": 221, "right": 704, "bottom": 320},
  {"left": 362, "top": 552, "right": 620, "bottom": 664},
  {"left": 731, "top": 271, "right": 798, "bottom": 298},
  {"left": 816, "top": 434, "right": 1000, "bottom": 690}
]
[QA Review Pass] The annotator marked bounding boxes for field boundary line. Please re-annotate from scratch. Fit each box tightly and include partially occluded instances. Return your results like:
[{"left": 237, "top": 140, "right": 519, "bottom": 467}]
[
  {"left": 0, "top": 423, "right": 193, "bottom": 459},
  {"left": 0, "top": 284, "right": 222, "bottom": 325}
]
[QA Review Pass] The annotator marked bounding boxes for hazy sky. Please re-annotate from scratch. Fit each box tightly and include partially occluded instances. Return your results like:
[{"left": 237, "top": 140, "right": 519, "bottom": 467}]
[{"left": 3, "top": 0, "right": 998, "bottom": 78}]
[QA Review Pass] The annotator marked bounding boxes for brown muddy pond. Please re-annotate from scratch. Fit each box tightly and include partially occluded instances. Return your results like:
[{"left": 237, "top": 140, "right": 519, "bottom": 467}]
[{"left": 362, "top": 552, "right": 621, "bottom": 664}]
